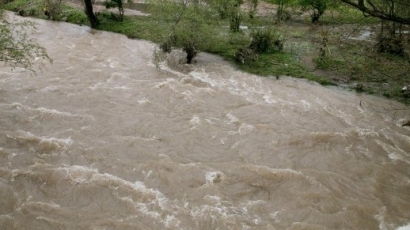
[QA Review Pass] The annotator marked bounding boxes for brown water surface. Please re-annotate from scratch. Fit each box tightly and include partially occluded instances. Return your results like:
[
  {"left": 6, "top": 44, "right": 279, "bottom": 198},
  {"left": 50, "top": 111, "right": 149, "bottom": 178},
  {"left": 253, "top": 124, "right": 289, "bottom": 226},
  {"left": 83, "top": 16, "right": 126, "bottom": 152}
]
[{"left": 1, "top": 15, "right": 410, "bottom": 230}]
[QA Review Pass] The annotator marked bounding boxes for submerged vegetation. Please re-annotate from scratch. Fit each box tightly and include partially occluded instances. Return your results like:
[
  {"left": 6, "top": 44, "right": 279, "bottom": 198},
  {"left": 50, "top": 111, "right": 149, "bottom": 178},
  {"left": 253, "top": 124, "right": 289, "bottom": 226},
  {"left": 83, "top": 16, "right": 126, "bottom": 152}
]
[{"left": 2, "top": 0, "right": 410, "bottom": 104}]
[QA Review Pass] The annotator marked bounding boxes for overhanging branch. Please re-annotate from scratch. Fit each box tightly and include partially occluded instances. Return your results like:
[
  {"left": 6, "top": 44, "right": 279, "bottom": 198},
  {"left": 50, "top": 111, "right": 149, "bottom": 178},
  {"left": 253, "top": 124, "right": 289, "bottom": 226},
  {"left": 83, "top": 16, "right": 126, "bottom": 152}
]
[{"left": 340, "top": 0, "right": 410, "bottom": 25}]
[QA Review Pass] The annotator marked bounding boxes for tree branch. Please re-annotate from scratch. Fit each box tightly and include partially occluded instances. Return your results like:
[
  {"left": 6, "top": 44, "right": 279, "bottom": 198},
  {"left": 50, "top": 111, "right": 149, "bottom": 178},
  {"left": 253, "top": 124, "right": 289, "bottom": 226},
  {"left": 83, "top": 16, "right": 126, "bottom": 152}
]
[{"left": 340, "top": 0, "right": 410, "bottom": 25}]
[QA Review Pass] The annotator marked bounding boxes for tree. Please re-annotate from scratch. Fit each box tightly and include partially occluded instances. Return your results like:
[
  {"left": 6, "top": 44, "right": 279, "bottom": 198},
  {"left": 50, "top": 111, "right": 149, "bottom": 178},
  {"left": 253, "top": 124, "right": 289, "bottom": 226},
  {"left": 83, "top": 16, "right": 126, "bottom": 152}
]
[
  {"left": 299, "top": 0, "right": 327, "bottom": 23},
  {"left": 340, "top": 0, "right": 410, "bottom": 25},
  {"left": 340, "top": 0, "right": 409, "bottom": 56},
  {"left": 155, "top": 0, "right": 215, "bottom": 64},
  {"left": 266, "top": 0, "right": 293, "bottom": 22},
  {"left": 0, "top": 10, "right": 50, "bottom": 71},
  {"left": 84, "top": 0, "right": 99, "bottom": 28},
  {"left": 209, "top": 0, "right": 243, "bottom": 19},
  {"left": 208, "top": 0, "right": 244, "bottom": 32}
]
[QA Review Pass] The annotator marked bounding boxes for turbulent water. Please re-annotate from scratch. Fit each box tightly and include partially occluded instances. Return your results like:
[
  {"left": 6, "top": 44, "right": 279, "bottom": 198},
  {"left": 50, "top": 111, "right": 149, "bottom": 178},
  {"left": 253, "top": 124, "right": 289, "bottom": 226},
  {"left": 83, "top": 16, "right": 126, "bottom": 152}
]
[{"left": 1, "top": 15, "right": 410, "bottom": 230}]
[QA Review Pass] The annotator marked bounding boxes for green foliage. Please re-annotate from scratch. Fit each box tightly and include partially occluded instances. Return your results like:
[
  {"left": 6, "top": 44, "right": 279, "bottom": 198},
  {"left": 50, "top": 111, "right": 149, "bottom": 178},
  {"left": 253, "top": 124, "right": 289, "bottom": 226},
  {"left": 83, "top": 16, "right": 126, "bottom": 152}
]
[
  {"left": 299, "top": 0, "right": 327, "bottom": 23},
  {"left": 207, "top": 0, "right": 244, "bottom": 32},
  {"left": 104, "top": 0, "right": 125, "bottom": 21},
  {"left": 209, "top": 0, "right": 243, "bottom": 19},
  {"left": 248, "top": 0, "right": 258, "bottom": 18},
  {"left": 3, "top": 0, "right": 86, "bottom": 24},
  {"left": 265, "top": 0, "right": 296, "bottom": 22},
  {"left": 235, "top": 47, "right": 258, "bottom": 64},
  {"left": 61, "top": 6, "right": 87, "bottom": 25},
  {"left": 43, "top": 0, "right": 62, "bottom": 20},
  {"left": 153, "top": 0, "right": 216, "bottom": 64},
  {"left": 239, "top": 52, "right": 333, "bottom": 85},
  {"left": 0, "top": 10, "right": 50, "bottom": 71},
  {"left": 3, "top": 0, "right": 43, "bottom": 17},
  {"left": 249, "top": 28, "right": 283, "bottom": 53},
  {"left": 229, "top": 8, "right": 243, "bottom": 32}
]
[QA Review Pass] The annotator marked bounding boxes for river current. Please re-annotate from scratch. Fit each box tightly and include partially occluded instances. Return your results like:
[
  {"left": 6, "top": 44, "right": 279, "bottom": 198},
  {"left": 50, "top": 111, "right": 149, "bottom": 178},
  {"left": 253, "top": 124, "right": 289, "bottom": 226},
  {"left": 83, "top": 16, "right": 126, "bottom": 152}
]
[{"left": 1, "top": 15, "right": 410, "bottom": 230}]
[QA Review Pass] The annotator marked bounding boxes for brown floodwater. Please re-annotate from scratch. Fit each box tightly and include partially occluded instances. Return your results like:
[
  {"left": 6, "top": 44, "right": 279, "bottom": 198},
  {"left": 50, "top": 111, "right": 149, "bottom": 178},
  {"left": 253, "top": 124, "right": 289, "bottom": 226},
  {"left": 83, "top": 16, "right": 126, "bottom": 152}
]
[{"left": 1, "top": 15, "right": 410, "bottom": 230}]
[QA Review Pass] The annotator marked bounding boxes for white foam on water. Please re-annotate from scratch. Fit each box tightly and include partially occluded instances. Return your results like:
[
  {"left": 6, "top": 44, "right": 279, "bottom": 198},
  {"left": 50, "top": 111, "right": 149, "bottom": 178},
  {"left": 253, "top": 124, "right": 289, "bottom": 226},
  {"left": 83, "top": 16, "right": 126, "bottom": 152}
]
[
  {"left": 9, "top": 130, "right": 73, "bottom": 152},
  {"left": 137, "top": 96, "right": 150, "bottom": 104},
  {"left": 35, "top": 107, "right": 77, "bottom": 117},
  {"left": 357, "top": 128, "right": 379, "bottom": 139},
  {"left": 53, "top": 165, "right": 183, "bottom": 227},
  {"left": 263, "top": 94, "right": 278, "bottom": 104},
  {"left": 4, "top": 103, "right": 93, "bottom": 120},
  {"left": 190, "top": 115, "right": 201, "bottom": 129},
  {"left": 397, "top": 223, "right": 410, "bottom": 230},
  {"left": 226, "top": 112, "right": 239, "bottom": 124},
  {"left": 238, "top": 123, "right": 254, "bottom": 135},
  {"left": 112, "top": 86, "right": 130, "bottom": 91},
  {"left": 203, "top": 195, "right": 221, "bottom": 203},
  {"left": 188, "top": 195, "right": 268, "bottom": 229},
  {"left": 163, "top": 215, "right": 180, "bottom": 228},
  {"left": 107, "top": 59, "right": 120, "bottom": 68},
  {"left": 375, "top": 140, "right": 410, "bottom": 164},
  {"left": 375, "top": 207, "right": 388, "bottom": 230},
  {"left": 205, "top": 171, "right": 223, "bottom": 185},
  {"left": 300, "top": 100, "right": 311, "bottom": 111},
  {"left": 107, "top": 72, "right": 130, "bottom": 83},
  {"left": 88, "top": 82, "right": 104, "bottom": 90},
  {"left": 39, "top": 85, "right": 63, "bottom": 92},
  {"left": 158, "top": 62, "right": 189, "bottom": 78},
  {"left": 154, "top": 78, "right": 176, "bottom": 89},
  {"left": 190, "top": 69, "right": 218, "bottom": 88},
  {"left": 56, "top": 165, "right": 169, "bottom": 209},
  {"left": 316, "top": 98, "right": 355, "bottom": 126}
]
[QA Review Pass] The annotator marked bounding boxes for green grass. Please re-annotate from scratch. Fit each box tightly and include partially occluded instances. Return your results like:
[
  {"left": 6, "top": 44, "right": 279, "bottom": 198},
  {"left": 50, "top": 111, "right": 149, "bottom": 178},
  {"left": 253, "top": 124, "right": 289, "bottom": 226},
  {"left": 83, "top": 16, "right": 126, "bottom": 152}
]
[{"left": 97, "top": 13, "right": 170, "bottom": 42}]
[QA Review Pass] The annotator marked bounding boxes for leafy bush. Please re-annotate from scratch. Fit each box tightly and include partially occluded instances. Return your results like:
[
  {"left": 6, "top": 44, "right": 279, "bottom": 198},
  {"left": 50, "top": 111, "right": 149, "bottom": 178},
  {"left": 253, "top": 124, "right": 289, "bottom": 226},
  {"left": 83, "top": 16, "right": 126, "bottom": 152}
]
[
  {"left": 249, "top": 28, "right": 283, "bottom": 53},
  {"left": 299, "top": 0, "right": 327, "bottom": 23},
  {"left": 104, "top": 0, "right": 124, "bottom": 21},
  {"left": 235, "top": 47, "right": 258, "bottom": 64},
  {"left": 43, "top": 0, "right": 62, "bottom": 20},
  {"left": 156, "top": 0, "right": 214, "bottom": 64},
  {"left": 230, "top": 9, "right": 243, "bottom": 33}
]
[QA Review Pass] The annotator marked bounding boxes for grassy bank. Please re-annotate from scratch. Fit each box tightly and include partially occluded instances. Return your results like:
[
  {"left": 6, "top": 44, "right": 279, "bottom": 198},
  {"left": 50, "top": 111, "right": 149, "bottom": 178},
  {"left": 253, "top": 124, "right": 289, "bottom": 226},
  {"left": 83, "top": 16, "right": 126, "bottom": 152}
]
[{"left": 3, "top": 0, "right": 410, "bottom": 104}]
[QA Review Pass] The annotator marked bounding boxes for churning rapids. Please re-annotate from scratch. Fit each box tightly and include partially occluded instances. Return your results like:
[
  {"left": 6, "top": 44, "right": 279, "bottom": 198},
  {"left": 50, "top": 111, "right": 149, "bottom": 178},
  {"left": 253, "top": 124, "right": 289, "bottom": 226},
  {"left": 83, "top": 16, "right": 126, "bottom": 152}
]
[{"left": 1, "top": 14, "right": 410, "bottom": 230}]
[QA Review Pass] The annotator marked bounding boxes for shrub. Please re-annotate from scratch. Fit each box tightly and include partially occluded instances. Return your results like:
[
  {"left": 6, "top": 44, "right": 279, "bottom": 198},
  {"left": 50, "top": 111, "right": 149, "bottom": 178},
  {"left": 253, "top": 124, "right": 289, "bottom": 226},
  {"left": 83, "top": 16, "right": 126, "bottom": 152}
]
[
  {"left": 249, "top": 29, "right": 283, "bottom": 53},
  {"left": 43, "top": 0, "right": 62, "bottom": 20},
  {"left": 103, "top": 0, "right": 124, "bottom": 21},
  {"left": 299, "top": 0, "right": 327, "bottom": 23},
  {"left": 235, "top": 47, "right": 259, "bottom": 64}
]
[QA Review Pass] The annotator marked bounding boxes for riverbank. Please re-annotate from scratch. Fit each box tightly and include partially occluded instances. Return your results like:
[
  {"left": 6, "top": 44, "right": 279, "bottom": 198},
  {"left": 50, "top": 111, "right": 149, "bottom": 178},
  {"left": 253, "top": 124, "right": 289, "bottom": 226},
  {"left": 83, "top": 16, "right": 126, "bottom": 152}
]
[{"left": 3, "top": 0, "right": 410, "bottom": 105}]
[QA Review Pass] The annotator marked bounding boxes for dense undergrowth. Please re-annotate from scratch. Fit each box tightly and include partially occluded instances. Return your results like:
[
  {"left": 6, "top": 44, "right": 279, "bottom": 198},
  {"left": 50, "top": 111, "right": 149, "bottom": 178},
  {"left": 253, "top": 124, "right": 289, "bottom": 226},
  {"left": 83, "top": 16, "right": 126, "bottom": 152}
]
[{"left": 3, "top": 0, "right": 410, "bottom": 104}]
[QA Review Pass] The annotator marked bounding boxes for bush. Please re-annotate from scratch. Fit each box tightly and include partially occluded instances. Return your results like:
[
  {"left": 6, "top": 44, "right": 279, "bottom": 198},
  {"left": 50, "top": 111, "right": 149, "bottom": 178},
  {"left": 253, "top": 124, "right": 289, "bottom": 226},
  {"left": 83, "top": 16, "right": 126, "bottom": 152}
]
[
  {"left": 103, "top": 0, "right": 124, "bottom": 21},
  {"left": 43, "top": 0, "right": 62, "bottom": 20},
  {"left": 249, "top": 28, "right": 283, "bottom": 53},
  {"left": 230, "top": 9, "right": 243, "bottom": 33},
  {"left": 299, "top": 0, "right": 327, "bottom": 23},
  {"left": 235, "top": 47, "right": 258, "bottom": 64}
]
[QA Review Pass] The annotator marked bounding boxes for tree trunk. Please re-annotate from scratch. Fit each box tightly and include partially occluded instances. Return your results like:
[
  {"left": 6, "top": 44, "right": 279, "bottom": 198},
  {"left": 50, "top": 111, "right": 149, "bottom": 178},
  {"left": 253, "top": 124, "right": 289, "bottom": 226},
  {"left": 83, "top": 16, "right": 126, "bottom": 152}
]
[
  {"left": 84, "top": 0, "right": 99, "bottom": 28},
  {"left": 184, "top": 45, "right": 197, "bottom": 64}
]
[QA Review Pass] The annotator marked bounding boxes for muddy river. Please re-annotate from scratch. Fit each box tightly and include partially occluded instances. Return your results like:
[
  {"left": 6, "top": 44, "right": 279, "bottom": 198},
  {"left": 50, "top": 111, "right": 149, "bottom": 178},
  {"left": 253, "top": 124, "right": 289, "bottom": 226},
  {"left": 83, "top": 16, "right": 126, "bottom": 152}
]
[{"left": 1, "top": 15, "right": 410, "bottom": 230}]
